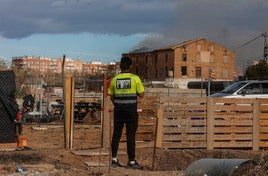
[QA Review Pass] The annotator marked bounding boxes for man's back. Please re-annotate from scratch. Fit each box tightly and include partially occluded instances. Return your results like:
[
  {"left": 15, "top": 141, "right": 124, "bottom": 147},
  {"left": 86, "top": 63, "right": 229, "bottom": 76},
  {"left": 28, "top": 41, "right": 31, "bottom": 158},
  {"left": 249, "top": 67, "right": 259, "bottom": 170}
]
[{"left": 109, "top": 72, "right": 144, "bottom": 112}]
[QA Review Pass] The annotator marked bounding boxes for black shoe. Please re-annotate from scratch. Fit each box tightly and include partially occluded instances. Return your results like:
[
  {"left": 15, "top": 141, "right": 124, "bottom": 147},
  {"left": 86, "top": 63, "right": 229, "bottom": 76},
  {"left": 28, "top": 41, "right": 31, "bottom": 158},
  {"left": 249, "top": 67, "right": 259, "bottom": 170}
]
[
  {"left": 126, "top": 160, "right": 143, "bottom": 170},
  {"left": 111, "top": 160, "right": 123, "bottom": 167}
]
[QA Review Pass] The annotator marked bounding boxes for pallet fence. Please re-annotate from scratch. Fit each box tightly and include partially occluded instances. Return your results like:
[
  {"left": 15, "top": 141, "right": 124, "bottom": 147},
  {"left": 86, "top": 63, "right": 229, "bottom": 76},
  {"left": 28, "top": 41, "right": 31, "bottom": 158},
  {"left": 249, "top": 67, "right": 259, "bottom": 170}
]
[{"left": 103, "top": 96, "right": 268, "bottom": 151}]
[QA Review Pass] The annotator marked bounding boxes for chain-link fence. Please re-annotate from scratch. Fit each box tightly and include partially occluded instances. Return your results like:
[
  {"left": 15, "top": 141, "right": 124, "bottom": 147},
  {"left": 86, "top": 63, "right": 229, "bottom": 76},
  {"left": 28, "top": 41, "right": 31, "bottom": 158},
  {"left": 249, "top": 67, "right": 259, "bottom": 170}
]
[
  {"left": 0, "top": 70, "right": 20, "bottom": 145},
  {"left": 0, "top": 68, "right": 104, "bottom": 151}
]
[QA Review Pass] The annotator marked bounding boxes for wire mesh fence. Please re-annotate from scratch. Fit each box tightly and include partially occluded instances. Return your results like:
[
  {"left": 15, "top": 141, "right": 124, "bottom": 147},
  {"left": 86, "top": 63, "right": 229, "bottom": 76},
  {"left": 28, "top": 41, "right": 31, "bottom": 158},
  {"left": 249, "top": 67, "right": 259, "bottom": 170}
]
[
  {"left": 0, "top": 68, "right": 104, "bottom": 151},
  {"left": 0, "top": 70, "right": 20, "bottom": 145}
]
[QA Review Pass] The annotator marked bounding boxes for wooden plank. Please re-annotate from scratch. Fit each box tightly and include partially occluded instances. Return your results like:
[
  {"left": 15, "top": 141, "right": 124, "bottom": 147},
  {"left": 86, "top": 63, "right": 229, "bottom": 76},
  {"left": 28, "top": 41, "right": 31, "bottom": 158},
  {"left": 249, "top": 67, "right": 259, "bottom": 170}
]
[
  {"left": 259, "top": 106, "right": 268, "bottom": 111},
  {"left": 259, "top": 98, "right": 268, "bottom": 111},
  {"left": 212, "top": 102, "right": 252, "bottom": 106},
  {"left": 136, "top": 143, "right": 154, "bottom": 148},
  {"left": 259, "top": 133, "right": 268, "bottom": 140},
  {"left": 163, "top": 117, "right": 186, "bottom": 124},
  {"left": 163, "top": 115, "right": 206, "bottom": 120},
  {"left": 136, "top": 134, "right": 155, "bottom": 141},
  {"left": 163, "top": 105, "right": 206, "bottom": 111},
  {"left": 212, "top": 113, "right": 252, "bottom": 119},
  {"left": 163, "top": 126, "right": 206, "bottom": 133},
  {"left": 259, "top": 126, "right": 268, "bottom": 131},
  {"left": 259, "top": 141, "right": 268, "bottom": 147},
  {"left": 137, "top": 125, "right": 156, "bottom": 132},
  {"left": 72, "top": 150, "right": 126, "bottom": 156},
  {"left": 138, "top": 95, "right": 158, "bottom": 102},
  {"left": 138, "top": 96, "right": 159, "bottom": 106},
  {"left": 121, "top": 133, "right": 155, "bottom": 141},
  {"left": 121, "top": 126, "right": 156, "bottom": 140},
  {"left": 212, "top": 98, "right": 253, "bottom": 104},
  {"left": 213, "top": 141, "right": 252, "bottom": 148},
  {"left": 138, "top": 107, "right": 158, "bottom": 111},
  {"left": 164, "top": 117, "right": 206, "bottom": 121},
  {"left": 162, "top": 134, "right": 206, "bottom": 141},
  {"left": 120, "top": 134, "right": 155, "bottom": 142},
  {"left": 119, "top": 141, "right": 155, "bottom": 148},
  {"left": 163, "top": 118, "right": 206, "bottom": 126},
  {"left": 213, "top": 126, "right": 253, "bottom": 133},
  {"left": 160, "top": 97, "right": 206, "bottom": 104},
  {"left": 163, "top": 105, "right": 206, "bottom": 109},
  {"left": 163, "top": 113, "right": 181, "bottom": 118},
  {"left": 190, "top": 120, "right": 206, "bottom": 127},
  {"left": 176, "top": 105, "right": 206, "bottom": 110},
  {"left": 136, "top": 141, "right": 155, "bottom": 148},
  {"left": 258, "top": 98, "right": 268, "bottom": 104},
  {"left": 212, "top": 105, "right": 253, "bottom": 112},
  {"left": 259, "top": 113, "right": 268, "bottom": 119},
  {"left": 84, "top": 162, "right": 107, "bottom": 167},
  {"left": 139, "top": 118, "right": 157, "bottom": 124},
  {"left": 138, "top": 104, "right": 158, "bottom": 109},
  {"left": 162, "top": 141, "right": 206, "bottom": 148},
  {"left": 214, "top": 119, "right": 253, "bottom": 126},
  {"left": 139, "top": 112, "right": 157, "bottom": 117},
  {"left": 213, "top": 134, "right": 253, "bottom": 140},
  {"left": 233, "top": 105, "right": 253, "bottom": 111},
  {"left": 164, "top": 111, "right": 206, "bottom": 116}
]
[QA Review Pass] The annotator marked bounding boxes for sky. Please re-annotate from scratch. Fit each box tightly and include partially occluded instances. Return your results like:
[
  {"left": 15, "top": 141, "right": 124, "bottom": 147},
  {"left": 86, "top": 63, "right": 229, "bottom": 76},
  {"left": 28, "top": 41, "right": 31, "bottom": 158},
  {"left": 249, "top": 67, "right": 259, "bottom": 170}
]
[{"left": 0, "top": 0, "right": 267, "bottom": 69}]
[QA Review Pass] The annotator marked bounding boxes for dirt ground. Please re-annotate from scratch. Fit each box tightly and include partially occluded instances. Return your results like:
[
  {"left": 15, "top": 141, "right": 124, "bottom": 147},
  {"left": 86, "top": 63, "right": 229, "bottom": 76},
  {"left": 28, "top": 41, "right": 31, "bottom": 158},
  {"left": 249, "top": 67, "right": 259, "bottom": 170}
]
[{"left": 0, "top": 120, "right": 268, "bottom": 176}]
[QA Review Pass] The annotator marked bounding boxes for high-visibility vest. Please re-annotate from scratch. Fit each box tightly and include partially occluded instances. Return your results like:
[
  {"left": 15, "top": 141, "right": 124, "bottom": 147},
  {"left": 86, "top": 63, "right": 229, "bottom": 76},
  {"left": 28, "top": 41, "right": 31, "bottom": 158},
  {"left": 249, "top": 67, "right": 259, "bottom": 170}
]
[{"left": 108, "top": 73, "right": 144, "bottom": 111}]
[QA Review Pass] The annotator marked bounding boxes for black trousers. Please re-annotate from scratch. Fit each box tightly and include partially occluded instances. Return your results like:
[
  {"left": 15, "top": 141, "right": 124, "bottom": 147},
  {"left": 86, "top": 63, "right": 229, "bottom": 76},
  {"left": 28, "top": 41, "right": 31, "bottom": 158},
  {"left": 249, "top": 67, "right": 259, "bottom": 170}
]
[{"left": 111, "top": 111, "right": 138, "bottom": 161}]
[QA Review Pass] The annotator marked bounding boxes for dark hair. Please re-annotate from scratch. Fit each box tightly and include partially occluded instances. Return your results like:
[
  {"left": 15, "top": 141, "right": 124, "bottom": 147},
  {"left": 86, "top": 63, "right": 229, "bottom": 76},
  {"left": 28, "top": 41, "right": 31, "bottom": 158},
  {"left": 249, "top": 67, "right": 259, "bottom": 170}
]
[{"left": 120, "top": 57, "right": 132, "bottom": 70}]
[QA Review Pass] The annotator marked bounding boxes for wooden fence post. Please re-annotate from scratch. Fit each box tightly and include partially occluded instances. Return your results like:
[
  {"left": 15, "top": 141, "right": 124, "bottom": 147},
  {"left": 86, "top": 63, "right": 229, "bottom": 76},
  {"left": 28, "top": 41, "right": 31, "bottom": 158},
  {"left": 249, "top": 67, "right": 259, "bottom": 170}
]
[
  {"left": 102, "top": 96, "right": 112, "bottom": 148},
  {"left": 207, "top": 98, "right": 214, "bottom": 149},
  {"left": 64, "top": 74, "right": 74, "bottom": 150},
  {"left": 252, "top": 99, "right": 260, "bottom": 151},
  {"left": 156, "top": 103, "right": 163, "bottom": 147}
]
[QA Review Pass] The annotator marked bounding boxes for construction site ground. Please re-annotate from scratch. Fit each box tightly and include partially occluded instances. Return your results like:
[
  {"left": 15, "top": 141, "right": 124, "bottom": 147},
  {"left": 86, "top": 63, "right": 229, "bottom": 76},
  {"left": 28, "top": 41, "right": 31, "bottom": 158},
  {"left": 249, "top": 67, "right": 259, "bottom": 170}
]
[{"left": 0, "top": 120, "right": 268, "bottom": 176}]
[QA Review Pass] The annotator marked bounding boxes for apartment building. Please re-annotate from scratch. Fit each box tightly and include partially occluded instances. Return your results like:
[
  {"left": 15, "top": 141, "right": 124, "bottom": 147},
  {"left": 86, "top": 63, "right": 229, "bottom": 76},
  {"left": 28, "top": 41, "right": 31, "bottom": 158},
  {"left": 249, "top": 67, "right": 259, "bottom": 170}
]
[
  {"left": 123, "top": 38, "right": 235, "bottom": 85},
  {"left": 83, "top": 61, "right": 107, "bottom": 75},
  {"left": 12, "top": 56, "right": 107, "bottom": 75},
  {"left": 12, "top": 56, "right": 73, "bottom": 73}
]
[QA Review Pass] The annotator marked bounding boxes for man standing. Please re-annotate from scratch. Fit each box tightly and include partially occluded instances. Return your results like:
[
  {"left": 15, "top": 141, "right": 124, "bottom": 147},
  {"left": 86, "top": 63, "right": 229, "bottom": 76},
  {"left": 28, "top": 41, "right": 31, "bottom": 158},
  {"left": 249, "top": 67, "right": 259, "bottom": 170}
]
[{"left": 108, "top": 56, "right": 144, "bottom": 169}]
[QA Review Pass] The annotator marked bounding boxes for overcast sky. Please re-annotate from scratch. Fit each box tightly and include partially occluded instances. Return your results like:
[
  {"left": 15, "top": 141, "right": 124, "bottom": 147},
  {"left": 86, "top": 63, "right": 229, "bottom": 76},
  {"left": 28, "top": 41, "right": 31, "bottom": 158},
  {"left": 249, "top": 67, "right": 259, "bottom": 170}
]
[{"left": 0, "top": 0, "right": 267, "bottom": 69}]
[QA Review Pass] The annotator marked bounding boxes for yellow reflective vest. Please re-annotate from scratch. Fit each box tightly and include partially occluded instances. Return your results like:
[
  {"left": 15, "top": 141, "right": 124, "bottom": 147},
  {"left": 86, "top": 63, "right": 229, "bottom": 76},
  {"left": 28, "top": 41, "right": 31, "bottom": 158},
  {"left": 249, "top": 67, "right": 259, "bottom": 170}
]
[{"left": 108, "top": 73, "right": 144, "bottom": 111}]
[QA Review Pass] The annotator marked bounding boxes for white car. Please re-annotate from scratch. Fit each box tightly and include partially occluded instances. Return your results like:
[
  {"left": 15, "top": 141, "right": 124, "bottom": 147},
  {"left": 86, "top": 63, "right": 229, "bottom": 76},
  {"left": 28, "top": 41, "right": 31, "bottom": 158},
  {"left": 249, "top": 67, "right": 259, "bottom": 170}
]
[{"left": 210, "top": 80, "right": 268, "bottom": 98}]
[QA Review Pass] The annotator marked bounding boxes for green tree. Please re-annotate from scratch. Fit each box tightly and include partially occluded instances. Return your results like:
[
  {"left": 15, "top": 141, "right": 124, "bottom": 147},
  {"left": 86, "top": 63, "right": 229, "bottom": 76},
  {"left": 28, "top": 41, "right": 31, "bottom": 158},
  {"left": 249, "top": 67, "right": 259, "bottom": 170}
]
[{"left": 245, "top": 60, "right": 268, "bottom": 80}]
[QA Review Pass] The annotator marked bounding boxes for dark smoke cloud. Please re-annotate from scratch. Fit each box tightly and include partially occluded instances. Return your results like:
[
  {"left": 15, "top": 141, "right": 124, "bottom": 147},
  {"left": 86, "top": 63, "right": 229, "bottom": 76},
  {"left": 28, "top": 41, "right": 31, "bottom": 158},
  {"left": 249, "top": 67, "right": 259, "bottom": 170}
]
[{"left": 129, "top": 0, "right": 268, "bottom": 69}]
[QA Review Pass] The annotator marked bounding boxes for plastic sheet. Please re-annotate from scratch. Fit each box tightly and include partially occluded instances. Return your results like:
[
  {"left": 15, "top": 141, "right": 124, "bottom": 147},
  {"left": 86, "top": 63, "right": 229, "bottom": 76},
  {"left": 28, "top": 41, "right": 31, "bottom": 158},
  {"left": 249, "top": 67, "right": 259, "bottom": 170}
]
[{"left": 184, "top": 158, "right": 251, "bottom": 176}]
